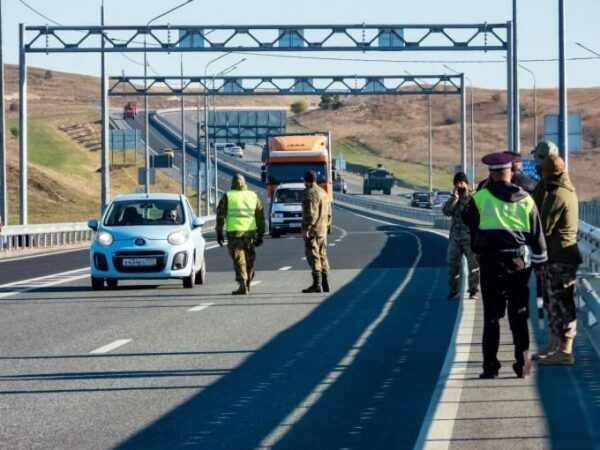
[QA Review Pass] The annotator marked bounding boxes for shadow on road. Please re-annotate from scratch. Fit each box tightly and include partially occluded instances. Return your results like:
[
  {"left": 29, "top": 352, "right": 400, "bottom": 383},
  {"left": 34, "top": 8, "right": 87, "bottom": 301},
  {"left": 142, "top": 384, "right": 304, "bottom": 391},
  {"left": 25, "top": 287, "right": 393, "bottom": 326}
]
[{"left": 110, "top": 227, "right": 455, "bottom": 449}]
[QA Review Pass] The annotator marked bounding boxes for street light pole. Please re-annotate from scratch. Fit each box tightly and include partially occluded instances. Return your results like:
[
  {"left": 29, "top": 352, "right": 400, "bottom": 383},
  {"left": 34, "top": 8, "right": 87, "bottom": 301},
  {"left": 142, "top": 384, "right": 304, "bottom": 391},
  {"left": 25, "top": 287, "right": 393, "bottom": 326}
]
[
  {"left": 203, "top": 52, "right": 231, "bottom": 215},
  {"left": 517, "top": 63, "right": 537, "bottom": 147},
  {"left": 558, "top": 0, "right": 568, "bottom": 167},
  {"left": 180, "top": 53, "right": 186, "bottom": 195},
  {"left": 444, "top": 66, "right": 475, "bottom": 182},
  {"left": 100, "top": 0, "right": 110, "bottom": 213},
  {"left": 512, "top": 0, "right": 521, "bottom": 153},
  {"left": 143, "top": 0, "right": 194, "bottom": 194}
]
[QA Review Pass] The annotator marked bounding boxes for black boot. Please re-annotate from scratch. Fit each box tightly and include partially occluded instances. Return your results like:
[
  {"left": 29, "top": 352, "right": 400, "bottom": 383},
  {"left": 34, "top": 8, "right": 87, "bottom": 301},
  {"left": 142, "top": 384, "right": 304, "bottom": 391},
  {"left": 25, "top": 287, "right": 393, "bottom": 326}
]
[
  {"left": 232, "top": 281, "right": 249, "bottom": 295},
  {"left": 246, "top": 279, "right": 251, "bottom": 293},
  {"left": 302, "top": 274, "right": 323, "bottom": 293},
  {"left": 322, "top": 272, "right": 330, "bottom": 293}
]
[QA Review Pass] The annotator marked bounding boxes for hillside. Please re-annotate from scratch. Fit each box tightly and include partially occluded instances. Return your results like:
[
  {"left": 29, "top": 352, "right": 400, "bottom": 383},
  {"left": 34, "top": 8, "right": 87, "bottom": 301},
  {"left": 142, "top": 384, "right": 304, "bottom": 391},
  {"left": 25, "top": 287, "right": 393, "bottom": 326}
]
[{"left": 2, "top": 65, "right": 599, "bottom": 224}]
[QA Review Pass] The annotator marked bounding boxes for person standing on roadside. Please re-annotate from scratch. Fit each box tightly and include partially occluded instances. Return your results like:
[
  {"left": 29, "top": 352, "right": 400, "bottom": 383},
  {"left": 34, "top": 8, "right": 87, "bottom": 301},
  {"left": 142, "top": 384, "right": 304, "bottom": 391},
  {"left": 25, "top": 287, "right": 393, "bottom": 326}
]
[
  {"left": 301, "top": 170, "right": 332, "bottom": 294},
  {"left": 443, "top": 172, "right": 479, "bottom": 300},
  {"left": 531, "top": 140, "right": 559, "bottom": 208},
  {"left": 533, "top": 155, "right": 582, "bottom": 365},
  {"left": 463, "top": 152, "right": 547, "bottom": 379},
  {"left": 216, "top": 174, "right": 266, "bottom": 295}
]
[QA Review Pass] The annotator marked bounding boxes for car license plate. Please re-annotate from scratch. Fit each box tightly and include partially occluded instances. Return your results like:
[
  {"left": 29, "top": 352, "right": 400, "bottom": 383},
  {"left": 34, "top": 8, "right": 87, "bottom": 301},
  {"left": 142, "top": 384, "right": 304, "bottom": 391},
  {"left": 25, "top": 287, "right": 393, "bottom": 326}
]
[
  {"left": 289, "top": 222, "right": 301, "bottom": 228},
  {"left": 122, "top": 257, "right": 156, "bottom": 267}
]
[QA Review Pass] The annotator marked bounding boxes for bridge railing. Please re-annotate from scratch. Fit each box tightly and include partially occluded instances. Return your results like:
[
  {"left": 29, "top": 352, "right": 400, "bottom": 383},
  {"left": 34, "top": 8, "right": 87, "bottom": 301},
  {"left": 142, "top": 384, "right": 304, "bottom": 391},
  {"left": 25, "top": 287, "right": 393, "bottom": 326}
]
[
  {"left": 0, "top": 216, "right": 217, "bottom": 254},
  {"left": 577, "top": 221, "right": 600, "bottom": 351}
]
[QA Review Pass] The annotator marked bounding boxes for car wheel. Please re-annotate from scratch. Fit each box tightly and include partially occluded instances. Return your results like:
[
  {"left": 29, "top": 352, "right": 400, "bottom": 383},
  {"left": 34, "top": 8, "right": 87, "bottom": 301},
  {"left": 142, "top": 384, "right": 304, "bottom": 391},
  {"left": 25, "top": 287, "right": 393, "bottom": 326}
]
[
  {"left": 106, "top": 278, "right": 118, "bottom": 289},
  {"left": 271, "top": 230, "right": 281, "bottom": 238},
  {"left": 183, "top": 270, "right": 195, "bottom": 288},
  {"left": 195, "top": 259, "right": 206, "bottom": 285},
  {"left": 91, "top": 276, "right": 104, "bottom": 291}
]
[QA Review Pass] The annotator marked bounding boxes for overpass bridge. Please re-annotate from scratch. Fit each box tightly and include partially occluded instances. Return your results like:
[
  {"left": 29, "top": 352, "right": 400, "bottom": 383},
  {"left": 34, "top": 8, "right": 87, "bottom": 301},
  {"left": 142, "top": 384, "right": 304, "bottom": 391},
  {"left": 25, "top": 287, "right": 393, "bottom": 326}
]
[{"left": 0, "top": 113, "right": 598, "bottom": 449}]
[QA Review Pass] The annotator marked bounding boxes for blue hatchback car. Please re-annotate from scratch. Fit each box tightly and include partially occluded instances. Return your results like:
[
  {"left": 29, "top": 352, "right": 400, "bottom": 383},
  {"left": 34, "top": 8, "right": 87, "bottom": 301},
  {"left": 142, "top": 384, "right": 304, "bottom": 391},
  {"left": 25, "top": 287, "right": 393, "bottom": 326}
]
[{"left": 88, "top": 193, "right": 206, "bottom": 290}]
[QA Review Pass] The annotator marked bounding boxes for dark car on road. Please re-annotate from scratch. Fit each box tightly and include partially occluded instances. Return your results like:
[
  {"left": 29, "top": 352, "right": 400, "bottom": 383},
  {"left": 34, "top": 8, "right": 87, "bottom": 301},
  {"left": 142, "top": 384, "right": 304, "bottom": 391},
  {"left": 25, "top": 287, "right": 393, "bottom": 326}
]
[{"left": 410, "top": 192, "right": 434, "bottom": 209}]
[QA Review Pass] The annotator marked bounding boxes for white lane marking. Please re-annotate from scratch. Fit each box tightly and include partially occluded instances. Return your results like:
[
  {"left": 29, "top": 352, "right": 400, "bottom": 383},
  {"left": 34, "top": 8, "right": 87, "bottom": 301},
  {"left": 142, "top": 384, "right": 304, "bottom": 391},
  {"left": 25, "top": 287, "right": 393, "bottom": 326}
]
[
  {"left": 328, "top": 243, "right": 336, "bottom": 247},
  {"left": 0, "top": 247, "right": 87, "bottom": 263},
  {"left": 278, "top": 266, "right": 292, "bottom": 271},
  {"left": 259, "top": 230, "right": 423, "bottom": 448},
  {"left": 0, "top": 268, "right": 89, "bottom": 299},
  {"left": 331, "top": 225, "right": 348, "bottom": 239},
  {"left": 301, "top": 257, "right": 307, "bottom": 261},
  {"left": 90, "top": 339, "right": 132, "bottom": 354},
  {"left": 335, "top": 239, "right": 341, "bottom": 242},
  {"left": 250, "top": 280, "right": 262, "bottom": 287},
  {"left": 188, "top": 302, "right": 214, "bottom": 312}
]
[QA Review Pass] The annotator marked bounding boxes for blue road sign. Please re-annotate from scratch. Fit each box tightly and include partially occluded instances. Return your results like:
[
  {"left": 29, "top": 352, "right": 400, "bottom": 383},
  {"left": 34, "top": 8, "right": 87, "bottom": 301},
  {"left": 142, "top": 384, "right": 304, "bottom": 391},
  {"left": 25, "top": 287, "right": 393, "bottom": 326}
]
[
  {"left": 521, "top": 158, "right": 540, "bottom": 181},
  {"left": 543, "top": 114, "right": 582, "bottom": 153}
]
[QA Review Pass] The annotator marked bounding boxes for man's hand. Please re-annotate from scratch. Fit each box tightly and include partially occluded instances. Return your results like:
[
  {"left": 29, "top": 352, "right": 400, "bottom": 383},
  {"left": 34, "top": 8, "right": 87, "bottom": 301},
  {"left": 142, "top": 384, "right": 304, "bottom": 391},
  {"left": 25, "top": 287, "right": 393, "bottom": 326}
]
[
  {"left": 452, "top": 188, "right": 459, "bottom": 200},
  {"left": 255, "top": 235, "right": 264, "bottom": 247},
  {"left": 216, "top": 231, "right": 225, "bottom": 247}
]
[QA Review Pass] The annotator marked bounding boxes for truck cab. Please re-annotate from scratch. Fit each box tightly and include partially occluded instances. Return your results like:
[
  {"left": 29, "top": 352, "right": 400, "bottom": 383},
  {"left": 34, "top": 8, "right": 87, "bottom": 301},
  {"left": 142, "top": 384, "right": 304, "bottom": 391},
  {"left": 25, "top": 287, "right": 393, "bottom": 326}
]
[{"left": 269, "top": 183, "right": 305, "bottom": 238}]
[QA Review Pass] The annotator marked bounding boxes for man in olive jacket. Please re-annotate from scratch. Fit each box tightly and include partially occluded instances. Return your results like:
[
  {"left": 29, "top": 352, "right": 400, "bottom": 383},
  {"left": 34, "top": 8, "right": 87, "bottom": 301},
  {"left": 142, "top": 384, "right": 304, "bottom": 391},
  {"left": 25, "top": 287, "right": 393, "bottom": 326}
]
[
  {"left": 301, "top": 170, "right": 332, "bottom": 293},
  {"left": 535, "top": 155, "right": 582, "bottom": 365}
]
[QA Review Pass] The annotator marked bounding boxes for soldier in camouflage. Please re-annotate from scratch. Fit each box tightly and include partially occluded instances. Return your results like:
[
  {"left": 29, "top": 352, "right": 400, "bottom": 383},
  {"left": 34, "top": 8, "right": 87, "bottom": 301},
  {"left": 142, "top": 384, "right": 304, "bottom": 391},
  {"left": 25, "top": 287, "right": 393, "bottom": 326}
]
[
  {"left": 443, "top": 172, "right": 480, "bottom": 299},
  {"left": 216, "top": 174, "right": 266, "bottom": 295},
  {"left": 534, "top": 155, "right": 582, "bottom": 365},
  {"left": 301, "top": 170, "right": 332, "bottom": 293}
]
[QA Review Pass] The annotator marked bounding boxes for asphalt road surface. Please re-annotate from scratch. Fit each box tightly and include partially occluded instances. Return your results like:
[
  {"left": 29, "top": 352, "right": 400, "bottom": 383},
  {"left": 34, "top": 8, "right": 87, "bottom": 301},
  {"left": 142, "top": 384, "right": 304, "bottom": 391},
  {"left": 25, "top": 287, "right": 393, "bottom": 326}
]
[{"left": 0, "top": 199, "right": 454, "bottom": 449}]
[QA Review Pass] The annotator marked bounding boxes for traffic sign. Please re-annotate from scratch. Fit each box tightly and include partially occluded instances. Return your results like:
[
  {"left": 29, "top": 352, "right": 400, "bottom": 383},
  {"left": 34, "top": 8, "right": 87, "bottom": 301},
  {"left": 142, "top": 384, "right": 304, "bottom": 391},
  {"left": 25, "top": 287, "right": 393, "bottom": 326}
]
[
  {"left": 138, "top": 168, "right": 156, "bottom": 185},
  {"left": 521, "top": 158, "right": 540, "bottom": 181},
  {"left": 544, "top": 114, "right": 582, "bottom": 153}
]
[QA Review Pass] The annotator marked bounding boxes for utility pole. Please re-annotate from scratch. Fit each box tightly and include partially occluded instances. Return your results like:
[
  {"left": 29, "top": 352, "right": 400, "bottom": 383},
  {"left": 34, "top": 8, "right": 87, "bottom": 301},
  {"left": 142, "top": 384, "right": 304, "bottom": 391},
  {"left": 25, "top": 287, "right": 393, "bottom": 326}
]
[
  {"left": 18, "top": 23, "right": 27, "bottom": 225},
  {"left": 100, "top": 1, "right": 110, "bottom": 212},
  {"left": 506, "top": 20, "right": 514, "bottom": 152},
  {"left": 558, "top": 0, "right": 568, "bottom": 167},
  {"left": 512, "top": 0, "right": 521, "bottom": 153},
  {"left": 0, "top": 0, "right": 7, "bottom": 225},
  {"left": 196, "top": 95, "right": 202, "bottom": 213}
]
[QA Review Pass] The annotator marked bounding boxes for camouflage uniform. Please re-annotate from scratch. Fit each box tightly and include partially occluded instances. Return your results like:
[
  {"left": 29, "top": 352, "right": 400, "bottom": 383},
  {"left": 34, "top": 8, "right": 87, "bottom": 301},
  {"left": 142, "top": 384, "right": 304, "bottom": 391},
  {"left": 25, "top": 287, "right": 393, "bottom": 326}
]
[
  {"left": 216, "top": 178, "right": 266, "bottom": 285},
  {"left": 544, "top": 263, "right": 578, "bottom": 339},
  {"left": 302, "top": 184, "right": 331, "bottom": 276},
  {"left": 443, "top": 191, "right": 479, "bottom": 294}
]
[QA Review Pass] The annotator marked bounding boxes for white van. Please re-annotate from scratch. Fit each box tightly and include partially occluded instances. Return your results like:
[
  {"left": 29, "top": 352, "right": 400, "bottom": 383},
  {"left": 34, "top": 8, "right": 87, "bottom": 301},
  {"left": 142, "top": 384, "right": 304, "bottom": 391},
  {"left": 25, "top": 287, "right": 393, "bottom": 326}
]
[{"left": 269, "top": 183, "right": 305, "bottom": 238}]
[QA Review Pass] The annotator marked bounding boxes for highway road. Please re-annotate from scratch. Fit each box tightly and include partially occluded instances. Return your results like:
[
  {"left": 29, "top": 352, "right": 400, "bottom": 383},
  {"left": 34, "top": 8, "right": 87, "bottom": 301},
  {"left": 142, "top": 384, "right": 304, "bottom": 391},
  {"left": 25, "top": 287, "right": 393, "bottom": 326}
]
[
  {"left": 2, "top": 110, "right": 596, "bottom": 449},
  {"left": 0, "top": 179, "right": 455, "bottom": 449}
]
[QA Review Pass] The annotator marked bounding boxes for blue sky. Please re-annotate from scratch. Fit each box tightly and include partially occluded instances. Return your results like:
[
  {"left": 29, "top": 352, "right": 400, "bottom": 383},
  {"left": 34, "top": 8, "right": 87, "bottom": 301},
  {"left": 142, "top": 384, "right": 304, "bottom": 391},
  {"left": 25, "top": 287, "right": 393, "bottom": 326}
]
[{"left": 4, "top": 0, "right": 600, "bottom": 89}]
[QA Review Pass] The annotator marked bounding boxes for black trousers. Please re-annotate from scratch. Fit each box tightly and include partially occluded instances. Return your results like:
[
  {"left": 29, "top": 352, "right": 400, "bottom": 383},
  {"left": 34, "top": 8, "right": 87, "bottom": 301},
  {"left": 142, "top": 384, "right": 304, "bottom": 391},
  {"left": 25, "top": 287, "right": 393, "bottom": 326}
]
[{"left": 479, "top": 253, "right": 532, "bottom": 372}]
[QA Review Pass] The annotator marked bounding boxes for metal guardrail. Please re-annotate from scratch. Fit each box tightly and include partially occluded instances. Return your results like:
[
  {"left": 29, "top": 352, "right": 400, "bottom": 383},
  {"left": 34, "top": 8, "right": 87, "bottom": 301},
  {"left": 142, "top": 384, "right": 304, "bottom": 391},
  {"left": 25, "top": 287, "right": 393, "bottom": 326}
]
[
  {"left": 578, "top": 221, "right": 600, "bottom": 272},
  {"left": 577, "top": 221, "right": 600, "bottom": 354},
  {"left": 579, "top": 201, "right": 600, "bottom": 228},
  {"left": 333, "top": 192, "right": 451, "bottom": 230},
  {"left": 0, "top": 216, "right": 217, "bottom": 254}
]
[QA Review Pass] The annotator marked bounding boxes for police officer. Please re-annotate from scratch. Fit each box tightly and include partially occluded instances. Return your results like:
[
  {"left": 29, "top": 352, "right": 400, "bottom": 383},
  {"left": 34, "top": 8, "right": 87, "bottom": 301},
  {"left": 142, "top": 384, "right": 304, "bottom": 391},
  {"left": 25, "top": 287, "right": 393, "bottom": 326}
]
[
  {"left": 301, "top": 170, "right": 332, "bottom": 293},
  {"left": 463, "top": 152, "right": 548, "bottom": 379},
  {"left": 442, "top": 172, "right": 479, "bottom": 299},
  {"left": 216, "top": 174, "right": 266, "bottom": 295}
]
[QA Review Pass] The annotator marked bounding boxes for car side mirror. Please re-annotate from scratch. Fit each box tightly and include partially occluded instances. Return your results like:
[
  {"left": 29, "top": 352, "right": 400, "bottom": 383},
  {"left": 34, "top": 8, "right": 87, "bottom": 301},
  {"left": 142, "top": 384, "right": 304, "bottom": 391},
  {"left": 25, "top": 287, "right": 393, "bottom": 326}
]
[
  {"left": 87, "top": 219, "right": 99, "bottom": 231},
  {"left": 192, "top": 217, "right": 204, "bottom": 229}
]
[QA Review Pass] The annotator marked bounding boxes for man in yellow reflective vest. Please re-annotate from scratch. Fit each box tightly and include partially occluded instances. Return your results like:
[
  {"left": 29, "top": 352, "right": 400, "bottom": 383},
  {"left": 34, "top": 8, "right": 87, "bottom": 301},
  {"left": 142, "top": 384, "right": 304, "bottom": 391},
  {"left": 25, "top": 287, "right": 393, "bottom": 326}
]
[
  {"left": 463, "top": 152, "right": 548, "bottom": 379},
  {"left": 216, "top": 174, "right": 266, "bottom": 295}
]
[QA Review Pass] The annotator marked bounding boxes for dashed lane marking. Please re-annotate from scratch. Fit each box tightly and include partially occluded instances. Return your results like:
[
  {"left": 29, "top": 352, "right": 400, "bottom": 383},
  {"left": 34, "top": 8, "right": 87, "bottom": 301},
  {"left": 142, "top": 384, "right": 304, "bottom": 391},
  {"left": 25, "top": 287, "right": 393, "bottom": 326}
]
[
  {"left": 250, "top": 280, "right": 262, "bottom": 287},
  {"left": 188, "top": 303, "right": 215, "bottom": 312},
  {"left": 278, "top": 266, "right": 292, "bottom": 271},
  {"left": 89, "top": 339, "right": 132, "bottom": 354},
  {"left": 328, "top": 243, "right": 336, "bottom": 247}
]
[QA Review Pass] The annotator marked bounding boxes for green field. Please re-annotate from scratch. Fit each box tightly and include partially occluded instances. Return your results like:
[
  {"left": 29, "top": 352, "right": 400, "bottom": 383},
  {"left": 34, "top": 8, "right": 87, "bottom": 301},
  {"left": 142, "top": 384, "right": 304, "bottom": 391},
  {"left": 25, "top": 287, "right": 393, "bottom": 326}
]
[
  {"left": 6, "top": 113, "right": 186, "bottom": 224},
  {"left": 333, "top": 138, "right": 453, "bottom": 191}
]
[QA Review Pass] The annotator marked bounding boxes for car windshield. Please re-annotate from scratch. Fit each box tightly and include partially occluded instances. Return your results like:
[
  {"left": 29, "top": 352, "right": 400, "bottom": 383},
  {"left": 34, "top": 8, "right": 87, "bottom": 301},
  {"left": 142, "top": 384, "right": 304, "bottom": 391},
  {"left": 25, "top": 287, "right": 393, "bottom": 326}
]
[
  {"left": 268, "top": 162, "right": 327, "bottom": 184},
  {"left": 437, "top": 191, "right": 452, "bottom": 196},
  {"left": 274, "top": 188, "right": 304, "bottom": 203},
  {"left": 413, "top": 193, "right": 430, "bottom": 199},
  {"left": 104, "top": 200, "right": 185, "bottom": 226}
]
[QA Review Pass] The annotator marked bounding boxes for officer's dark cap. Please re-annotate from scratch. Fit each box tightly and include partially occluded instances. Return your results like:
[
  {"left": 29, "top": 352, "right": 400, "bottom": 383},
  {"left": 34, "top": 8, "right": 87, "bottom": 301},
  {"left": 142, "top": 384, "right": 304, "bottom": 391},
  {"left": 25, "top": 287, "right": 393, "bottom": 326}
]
[
  {"left": 481, "top": 152, "right": 517, "bottom": 171},
  {"left": 304, "top": 170, "right": 317, "bottom": 182}
]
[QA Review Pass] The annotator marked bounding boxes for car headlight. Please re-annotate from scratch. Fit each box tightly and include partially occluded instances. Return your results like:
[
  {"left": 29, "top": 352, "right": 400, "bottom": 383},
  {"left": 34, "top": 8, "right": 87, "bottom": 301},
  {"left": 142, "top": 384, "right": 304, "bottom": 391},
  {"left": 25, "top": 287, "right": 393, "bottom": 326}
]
[
  {"left": 96, "top": 231, "right": 113, "bottom": 247},
  {"left": 271, "top": 212, "right": 283, "bottom": 218},
  {"left": 168, "top": 229, "right": 190, "bottom": 245}
]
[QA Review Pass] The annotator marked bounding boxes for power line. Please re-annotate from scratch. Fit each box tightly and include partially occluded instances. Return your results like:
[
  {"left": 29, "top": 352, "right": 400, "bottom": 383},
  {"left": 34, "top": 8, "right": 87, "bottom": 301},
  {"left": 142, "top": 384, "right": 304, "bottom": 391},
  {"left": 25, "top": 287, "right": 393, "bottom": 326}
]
[{"left": 17, "top": 0, "right": 60, "bottom": 26}]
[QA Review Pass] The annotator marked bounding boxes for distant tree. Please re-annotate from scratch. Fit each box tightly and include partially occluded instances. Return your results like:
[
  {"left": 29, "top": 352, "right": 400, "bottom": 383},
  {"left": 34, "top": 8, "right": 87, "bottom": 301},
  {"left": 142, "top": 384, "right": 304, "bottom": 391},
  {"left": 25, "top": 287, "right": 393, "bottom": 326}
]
[
  {"left": 491, "top": 93, "right": 501, "bottom": 104},
  {"left": 44, "top": 70, "right": 53, "bottom": 81},
  {"left": 330, "top": 95, "right": 344, "bottom": 110},
  {"left": 9, "top": 126, "right": 18, "bottom": 138},
  {"left": 290, "top": 100, "right": 308, "bottom": 115},
  {"left": 443, "top": 116, "right": 458, "bottom": 126},
  {"left": 9, "top": 103, "right": 17, "bottom": 112},
  {"left": 319, "top": 94, "right": 332, "bottom": 110}
]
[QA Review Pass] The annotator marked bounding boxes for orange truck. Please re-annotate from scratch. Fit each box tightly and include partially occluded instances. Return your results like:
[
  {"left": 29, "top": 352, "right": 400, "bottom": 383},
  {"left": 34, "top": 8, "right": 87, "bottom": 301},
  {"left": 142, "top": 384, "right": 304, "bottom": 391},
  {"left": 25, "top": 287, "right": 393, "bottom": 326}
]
[
  {"left": 123, "top": 101, "right": 139, "bottom": 119},
  {"left": 261, "top": 132, "right": 334, "bottom": 200}
]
